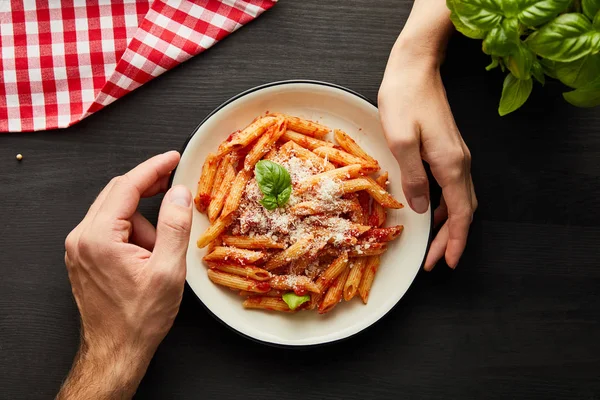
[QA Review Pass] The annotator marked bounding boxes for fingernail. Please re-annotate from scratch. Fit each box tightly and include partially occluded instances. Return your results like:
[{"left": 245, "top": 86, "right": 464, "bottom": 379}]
[
  {"left": 169, "top": 185, "right": 191, "bottom": 207},
  {"left": 411, "top": 195, "right": 429, "bottom": 213}
]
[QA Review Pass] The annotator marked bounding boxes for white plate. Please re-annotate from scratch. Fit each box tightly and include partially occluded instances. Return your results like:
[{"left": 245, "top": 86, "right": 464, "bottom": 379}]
[{"left": 172, "top": 80, "right": 431, "bottom": 347}]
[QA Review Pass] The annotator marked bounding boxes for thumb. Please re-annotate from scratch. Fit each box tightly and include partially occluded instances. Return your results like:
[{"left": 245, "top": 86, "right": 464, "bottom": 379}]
[
  {"left": 151, "top": 185, "right": 193, "bottom": 272},
  {"left": 387, "top": 131, "right": 430, "bottom": 214}
]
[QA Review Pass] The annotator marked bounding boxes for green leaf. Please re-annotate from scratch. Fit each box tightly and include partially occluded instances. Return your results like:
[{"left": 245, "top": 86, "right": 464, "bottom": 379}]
[
  {"left": 260, "top": 195, "right": 278, "bottom": 210},
  {"left": 507, "top": 42, "right": 535, "bottom": 79},
  {"left": 532, "top": 60, "right": 546, "bottom": 84},
  {"left": 517, "top": 0, "right": 572, "bottom": 27},
  {"left": 448, "top": 0, "right": 488, "bottom": 38},
  {"left": 582, "top": 0, "right": 600, "bottom": 19},
  {"left": 254, "top": 160, "right": 292, "bottom": 209},
  {"left": 282, "top": 292, "right": 310, "bottom": 311},
  {"left": 563, "top": 76, "right": 600, "bottom": 106},
  {"left": 555, "top": 53, "right": 600, "bottom": 88},
  {"left": 486, "top": 56, "right": 501, "bottom": 70},
  {"left": 276, "top": 186, "right": 292, "bottom": 207},
  {"left": 539, "top": 57, "right": 559, "bottom": 78},
  {"left": 527, "top": 13, "right": 600, "bottom": 62},
  {"left": 499, "top": 74, "right": 534, "bottom": 115},
  {"left": 483, "top": 23, "right": 519, "bottom": 56},
  {"left": 255, "top": 160, "right": 291, "bottom": 196},
  {"left": 454, "top": 0, "right": 505, "bottom": 30},
  {"left": 563, "top": 86, "right": 600, "bottom": 106},
  {"left": 594, "top": 9, "right": 600, "bottom": 29}
]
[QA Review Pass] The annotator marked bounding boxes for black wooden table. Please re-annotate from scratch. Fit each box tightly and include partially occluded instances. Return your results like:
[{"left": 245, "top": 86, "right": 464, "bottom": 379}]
[{"left": 2, "top": 1, "right": 600, "bottom": 399}]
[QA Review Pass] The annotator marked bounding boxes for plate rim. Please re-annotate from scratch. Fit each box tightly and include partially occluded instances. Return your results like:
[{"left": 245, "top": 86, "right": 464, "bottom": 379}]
[{"left": 169, "top": 79, "right": 433, "bottom": 348}]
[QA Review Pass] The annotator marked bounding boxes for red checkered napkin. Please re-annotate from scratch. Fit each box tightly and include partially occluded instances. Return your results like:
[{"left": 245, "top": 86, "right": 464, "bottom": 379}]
[{"left": 0, "top": 0, "right": 276, "bottom": 132}]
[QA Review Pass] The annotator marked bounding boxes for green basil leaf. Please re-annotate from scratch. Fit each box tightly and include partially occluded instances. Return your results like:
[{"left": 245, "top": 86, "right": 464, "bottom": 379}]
[
  {"left": 594, "top": 9, "right": 600, "bottom": 29},
  {"left": 563, "top": 86, "right": 600, "bottom": 106},
  {"left": 255, "top": 160, "right": 291, "bottom": 196},
  {"left": 539, "top": 57, "right": 558, "bottom": 78},
  {"left": 555, "top": 53, "right": 600, "bottom": 88},
  {"left": 517, "top": 0, "right": 572, "bottom": 27},
  {"left": 448, "top": 0, "right": 488, "bottom": 38},
  {"left": 527, "top": 13, "right": 600, "bottom": 62},
  {"left": 260, "top": 195, "right": 278, "bottom": 210},
  {"left": 582, "top": 0, "right": 600, "bottom": 20},
  {"left": 483, "top": 23, "right": 518, "bottom": 56},
  {"left": 502, "top": 0, "right": 520, "bottom": 17},
  {"left": 531, "top": 60, "right": 546, "bottom": 84},
  {"left": 507, "top": 42, "right": 535, "bottom": 79},
  {"left": 454, "top": 0, "right": 505, "bottom": 30},
  {"left": 486, "top": 56, "right": 501, "bottom": 70},
  {"left": 499, "top": 74, "right": 533, "bottom": 115},
  {"left": 282, "top": 292, "right": 310, "bottom": 311},
  {"left": 276, "top": 185, "right": 292, "bottom": 207}
]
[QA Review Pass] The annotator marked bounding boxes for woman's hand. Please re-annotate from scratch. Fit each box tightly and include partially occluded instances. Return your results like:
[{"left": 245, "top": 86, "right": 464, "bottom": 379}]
[
  {"left": 379, "top": 40, "right": 477, "bottom": 271},
  {"left": 58, "top": 151, "right": 193, "bottom": 399}
]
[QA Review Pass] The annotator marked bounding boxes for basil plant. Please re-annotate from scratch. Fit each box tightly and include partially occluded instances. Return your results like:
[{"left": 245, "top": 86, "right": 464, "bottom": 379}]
[{"left": 448, "top": 0, "right": 600, "bottom": 115}]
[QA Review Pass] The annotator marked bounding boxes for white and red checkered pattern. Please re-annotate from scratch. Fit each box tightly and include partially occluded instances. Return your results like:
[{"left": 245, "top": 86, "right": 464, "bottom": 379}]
[{"left": 0, "top": 0, "right": 275, "bottom": 132}]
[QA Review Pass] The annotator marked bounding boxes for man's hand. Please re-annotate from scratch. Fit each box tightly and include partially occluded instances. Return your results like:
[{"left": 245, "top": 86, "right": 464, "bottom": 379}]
[
  {"left": 378, "top": 0, "right": 477, "bottom": 271},
  {"left": 58, "top": 151, "right": 192, "bottom": 399}
]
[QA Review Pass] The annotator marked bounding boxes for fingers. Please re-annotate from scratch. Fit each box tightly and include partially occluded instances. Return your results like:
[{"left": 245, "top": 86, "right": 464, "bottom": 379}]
[
  {"left": 433, "top": 195, "right": 448, "bottom": 228},
  {"left": 150, "top": 185, "right": 193, "bottom": 280},
  {"left": 424, "top": 222, "right": 448, "bottom": 271},
  {"left": 440, "top": 177, "right": 473, "bottom": 269},
  {"left": 385, "top": 127, "right": 430, "bottom": 214},
  {"left": 141, "top": 174, "right": 172, "bottom": 198},
  {"left": 130, "top": 212, "right": 157, "bottom": 251},
  {"left": 99, "top": 151, "right": 180, "bottom": 221}
]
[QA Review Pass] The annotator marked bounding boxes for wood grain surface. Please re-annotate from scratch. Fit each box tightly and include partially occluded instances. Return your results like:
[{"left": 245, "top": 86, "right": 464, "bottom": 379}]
[{"left": 1, "top": 1, "right": 599, "bottom": 399}]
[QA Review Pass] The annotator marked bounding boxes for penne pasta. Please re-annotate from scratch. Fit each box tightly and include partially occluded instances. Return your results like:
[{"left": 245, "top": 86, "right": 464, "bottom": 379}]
[
  {"left": 334, "top": 129, "right": 378, "bottom": 166},
  {"left": 280, "top": 140, "right": 335, "bottom": 171},
  {"left": 289, "top": 199, "right": 359, "bottom": 216},
  {"left": 369, "top": 172, "right": 388, "bottom": 227},
  {"left": 239, "top": 289, "right": 286, "bottom": 297},
  {"left": 221, "top": 234, "right": 285, "bottom": 249},
  {"left": 296, "top": 164, "right": 362, "bottom": 193},
  {"left": 206, "top": 236, "right": 223, "bottom": 254},
  {"left": 243, "top": 296, "right": 293, "bottom": 312},
  {"left": 313, "top": 146, "right": 379, "bottom": 173},
  {"left": 318, "top": 264, "right": 351, "bottom": 314},
  {"left": 194, "top": 153, "right": 219, "bottom": 213},
  {"left": 244, "top": 118, "right": 287, "bottom": 170},
  {"left": 203, "top": 246, "right": 266, "bottom": 265},
  {"left": 264, "top": 235, "right": 315, "bottom": 271},
  {"left": 269, "top": 113, "right": 330, "bottom": 137},
  {"left": 196, "top": 213, "right": 234, "bottom": 248},
  {"left": 343, "top": 257, "right": 367, "bottom": 301},
  {"left": 315, "top": 252, "right": 349, "bottom": 293},
  {"left": 348, "top": 242, "right": 387, "bottom": 257},
  {"left": 208, "top": 263, "right": 271, "bottom": 281},
  {"left": 269, "top": 275, "right": 321, "bottom": 294},
  {"left": 361, "top": 225, "right": 404, "bottom": 242},
  {"left": 197, "top": 114, "right": 405, "bottom": 315},
  {"left": 280, "top": 129, "right": 335, "bottom": 151},
  {"left": 207, "top": 162, "right": 236, "bottom": 222},
  {"left": 358, "top": 255, "right": 380, "bottom": 304},
  {"left": 221, "top": 168, "right": 252, "bottom": 217},
  {"left": 342, "top": 178, "right": 403, "bottom": 209},
  {"left": 208, "top": 269, "right": 271, "bottom": 293},
  {"left": 217, "top": 116, "right": 277, "bottom": 157}
]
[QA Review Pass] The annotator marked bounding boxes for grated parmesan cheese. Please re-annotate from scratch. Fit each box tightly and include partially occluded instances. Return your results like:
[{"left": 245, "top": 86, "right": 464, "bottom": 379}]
[{"left": 231, "top": 149, "right": 363, "bottom": 275}]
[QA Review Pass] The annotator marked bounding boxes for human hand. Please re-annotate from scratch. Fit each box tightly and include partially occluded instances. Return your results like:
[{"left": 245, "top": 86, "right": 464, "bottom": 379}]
[
  {"left": 58, "top": 151, "right": 192, "bottom": 399},
  {"left": 378, "top": 44, "right": 477, "bottom": 271}
]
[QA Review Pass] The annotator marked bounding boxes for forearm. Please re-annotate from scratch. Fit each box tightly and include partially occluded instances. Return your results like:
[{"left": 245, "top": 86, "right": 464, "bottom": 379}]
[
  {"left": 57, "top": 339, "right": 152, "bottom": 400},
  {"left": 390, "top": 0, "right": 454, "bottom": 68}
]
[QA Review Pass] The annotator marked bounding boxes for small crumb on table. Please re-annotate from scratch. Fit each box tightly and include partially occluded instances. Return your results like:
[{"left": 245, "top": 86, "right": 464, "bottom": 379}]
[{"left": 16, "top": 154, "right": 23, "bottom": 161}]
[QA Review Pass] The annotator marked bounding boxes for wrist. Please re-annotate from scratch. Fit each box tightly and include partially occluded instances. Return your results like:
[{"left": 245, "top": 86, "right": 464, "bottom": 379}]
[
  {"left": 57, "top": 338, "right": 154, "bottom": 399},
  {"left": 388, "top": 36, "right": 444, "bottom": 72}
]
